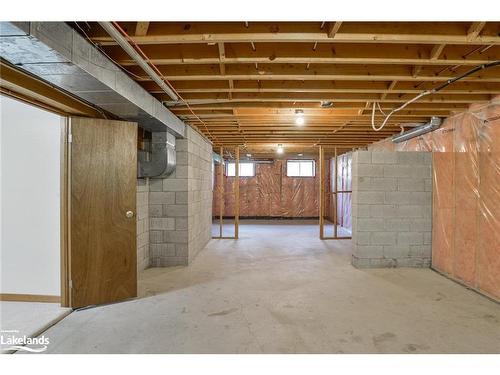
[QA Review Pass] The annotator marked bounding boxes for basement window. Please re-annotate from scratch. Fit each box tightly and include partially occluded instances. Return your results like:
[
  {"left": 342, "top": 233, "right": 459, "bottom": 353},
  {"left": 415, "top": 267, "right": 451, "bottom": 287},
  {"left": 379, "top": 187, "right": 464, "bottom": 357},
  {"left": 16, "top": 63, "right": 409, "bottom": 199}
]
[
  {"left": 286, "top": 160, "right": 315, "bottom": 177},
  {"left": 226, "top": 162, "right": 255, "bottom": 177}
]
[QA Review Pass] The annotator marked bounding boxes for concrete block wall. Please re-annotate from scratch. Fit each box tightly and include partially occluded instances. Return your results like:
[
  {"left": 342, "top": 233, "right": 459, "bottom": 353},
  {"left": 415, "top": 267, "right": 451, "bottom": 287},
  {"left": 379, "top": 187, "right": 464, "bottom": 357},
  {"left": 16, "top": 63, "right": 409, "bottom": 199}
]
[
  {"left": 351, "top": 151, "right": 432, "bottom": 268},
  {"left": 137, "top": 178, "right": 150, "bottom": 272},
  {"left": 149, "top": 126, "right": 212, "bottom": 266},
  {"left": 185, "top": 126, "right": 213, "bottom": 262}
]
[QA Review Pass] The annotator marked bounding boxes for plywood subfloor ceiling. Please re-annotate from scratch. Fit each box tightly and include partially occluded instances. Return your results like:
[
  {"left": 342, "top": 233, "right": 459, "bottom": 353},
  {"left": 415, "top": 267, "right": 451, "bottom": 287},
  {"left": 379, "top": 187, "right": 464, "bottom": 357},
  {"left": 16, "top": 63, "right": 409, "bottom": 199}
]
[{"left": 78, "top": 22, "right": 500, "bottom": 156}]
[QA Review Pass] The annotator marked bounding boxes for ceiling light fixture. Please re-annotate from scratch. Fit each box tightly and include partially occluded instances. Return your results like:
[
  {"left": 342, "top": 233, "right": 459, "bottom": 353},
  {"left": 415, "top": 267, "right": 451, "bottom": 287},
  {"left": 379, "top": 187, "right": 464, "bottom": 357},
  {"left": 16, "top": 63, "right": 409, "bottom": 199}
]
[
  {"left": 246, "top": 153, "right": 252, "bottom": 158},
  {"left": 276, "top": 144, "right": 284, "bottom": 154},
  {"left": 297, "top": 153, "right": 303, "bottom": 157},
  {"left": 294, "top": 109, "right": 305, "bottom": 126}
]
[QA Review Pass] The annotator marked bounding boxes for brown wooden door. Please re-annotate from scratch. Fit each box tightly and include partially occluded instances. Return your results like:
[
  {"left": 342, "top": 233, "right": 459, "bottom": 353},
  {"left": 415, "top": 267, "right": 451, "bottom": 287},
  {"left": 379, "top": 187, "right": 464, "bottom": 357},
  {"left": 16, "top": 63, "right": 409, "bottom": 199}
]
[{"left": 69, "top": 118, "right": 137, "bottom": 308}]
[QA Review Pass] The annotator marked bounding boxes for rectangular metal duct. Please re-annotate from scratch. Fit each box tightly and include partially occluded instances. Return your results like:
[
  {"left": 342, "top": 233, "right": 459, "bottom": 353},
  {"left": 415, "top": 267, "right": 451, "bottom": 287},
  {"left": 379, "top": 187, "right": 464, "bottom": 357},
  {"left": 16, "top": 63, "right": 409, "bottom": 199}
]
[
  {"left": 0, "top": 22, "right": 185, "bottom": 137},
  {"left": 392, "top": 117, "right": 442, "bottom": 143}
]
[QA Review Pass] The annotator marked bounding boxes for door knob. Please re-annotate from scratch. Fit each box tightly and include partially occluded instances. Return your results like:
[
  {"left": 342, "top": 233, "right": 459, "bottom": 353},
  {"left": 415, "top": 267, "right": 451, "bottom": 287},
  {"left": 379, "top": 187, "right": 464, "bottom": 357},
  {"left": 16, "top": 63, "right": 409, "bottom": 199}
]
[{"left": 125, "top": 210, "right": 134, "bottom": 218}]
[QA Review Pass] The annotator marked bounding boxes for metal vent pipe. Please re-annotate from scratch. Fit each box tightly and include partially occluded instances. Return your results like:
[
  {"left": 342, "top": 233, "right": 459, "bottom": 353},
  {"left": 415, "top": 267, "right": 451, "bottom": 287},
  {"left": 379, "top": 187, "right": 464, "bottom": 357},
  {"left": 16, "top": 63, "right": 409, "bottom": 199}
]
[
  {"left": 138, "top": 132, "right": 176, "bottom": 178},
  {"left": 392, "top": 117, "right": 442, "bottom": 143}
]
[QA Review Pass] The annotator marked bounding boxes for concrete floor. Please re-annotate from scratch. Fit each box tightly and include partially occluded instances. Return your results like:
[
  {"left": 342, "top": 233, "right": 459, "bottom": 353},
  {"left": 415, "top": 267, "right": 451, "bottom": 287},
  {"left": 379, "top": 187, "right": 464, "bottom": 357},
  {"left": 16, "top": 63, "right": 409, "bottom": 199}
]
[
  {"left": 32, "top": 220, "right": 499, "bottom": 353},
  {"left": 1, "top": 301, "right": 71, "bottom": 353}
]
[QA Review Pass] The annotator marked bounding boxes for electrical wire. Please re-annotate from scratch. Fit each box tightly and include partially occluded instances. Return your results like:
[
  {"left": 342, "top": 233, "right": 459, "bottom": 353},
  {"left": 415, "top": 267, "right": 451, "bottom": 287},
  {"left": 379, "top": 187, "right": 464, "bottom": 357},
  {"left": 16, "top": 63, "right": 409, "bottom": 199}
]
[
  {"left": 74, "top": 22, "right": 145, "bottom": 81},
  {"left": 371, "top": 60, "right": 500, "bottom": 131},
  {"left": 109, "top": 22, "right": 216, "bottom": 143}
]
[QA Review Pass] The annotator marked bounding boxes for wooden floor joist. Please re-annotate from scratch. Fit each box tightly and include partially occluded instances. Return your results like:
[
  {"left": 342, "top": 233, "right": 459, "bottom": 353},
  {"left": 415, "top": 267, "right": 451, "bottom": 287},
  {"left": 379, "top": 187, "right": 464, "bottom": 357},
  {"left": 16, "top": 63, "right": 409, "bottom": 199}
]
[{"left": 71, "top": 21, "right": 500, "bottom": 151}]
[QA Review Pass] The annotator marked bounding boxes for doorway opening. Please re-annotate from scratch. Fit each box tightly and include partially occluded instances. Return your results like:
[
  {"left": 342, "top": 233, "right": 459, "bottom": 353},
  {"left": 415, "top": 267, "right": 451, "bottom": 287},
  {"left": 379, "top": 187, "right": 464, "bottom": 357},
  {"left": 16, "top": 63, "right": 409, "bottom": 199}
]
[
  {"left": 0, "top": 95, "right": 70, "bottom": 352},
  {"left": 211, "top": 146, "right": 352, "bottom": 242}
]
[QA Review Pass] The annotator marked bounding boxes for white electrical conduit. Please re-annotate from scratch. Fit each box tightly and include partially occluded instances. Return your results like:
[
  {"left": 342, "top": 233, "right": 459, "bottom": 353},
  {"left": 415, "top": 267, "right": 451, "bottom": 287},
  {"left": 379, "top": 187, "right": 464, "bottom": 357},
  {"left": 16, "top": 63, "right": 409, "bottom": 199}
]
[
  {"left": 371, "top": 60, "right": 500, "bottom": 132},
  {"left": 98, "top": 22, "right": 179, "bottom": 102},
  {"left": 371, "top": 91, "right": 431, "bottom": 131}
]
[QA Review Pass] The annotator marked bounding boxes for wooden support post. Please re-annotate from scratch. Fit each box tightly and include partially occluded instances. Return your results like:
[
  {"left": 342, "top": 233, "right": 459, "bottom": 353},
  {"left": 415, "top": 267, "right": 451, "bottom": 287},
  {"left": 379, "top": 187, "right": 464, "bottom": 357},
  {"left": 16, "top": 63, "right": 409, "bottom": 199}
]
[
  {"left": 219, "top": 146, "right": 224, "bottom": 238},
  {"left": 333, "top": 147, "right": 338, "bottom": 238},
  {"left": 234, "top": 146, "right": 240, "bottom": 239},
  {"left": 60, "top": 117, "right": 70, "bottom": 307},
  {"left": 320, "top": 147, "right": 352, "bottom": 241},
  {"left": 319, "top": 145, "right": 324, "bottom": 239}
]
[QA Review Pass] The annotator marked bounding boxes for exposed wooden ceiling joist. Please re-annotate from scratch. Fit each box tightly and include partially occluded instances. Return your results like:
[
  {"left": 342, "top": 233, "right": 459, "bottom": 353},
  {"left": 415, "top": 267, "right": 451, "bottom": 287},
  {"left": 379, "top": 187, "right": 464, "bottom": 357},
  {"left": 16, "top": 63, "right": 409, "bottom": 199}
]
[
  {"left": 89, "top": 22, "right": 500, "bottom": 45},
  {"left": 135, "top": 22, "right": 150, "bottom": 36},
  {"left": 72, "top": 21, "right": 500, "bottom": 152}
]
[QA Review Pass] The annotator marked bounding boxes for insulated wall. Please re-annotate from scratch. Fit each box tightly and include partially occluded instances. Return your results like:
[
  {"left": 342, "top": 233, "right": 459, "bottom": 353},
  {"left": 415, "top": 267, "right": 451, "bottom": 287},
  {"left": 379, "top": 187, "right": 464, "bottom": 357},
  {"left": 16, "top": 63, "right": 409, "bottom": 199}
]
[
  {"left": 213, "top": 159, "right": 324, "bottom": 218},
  {"left": 368, "top": 100, "right": 500, "bottom": 301},
  {"left": 329, "top": 153, "right": 353, "bottom": 232}
]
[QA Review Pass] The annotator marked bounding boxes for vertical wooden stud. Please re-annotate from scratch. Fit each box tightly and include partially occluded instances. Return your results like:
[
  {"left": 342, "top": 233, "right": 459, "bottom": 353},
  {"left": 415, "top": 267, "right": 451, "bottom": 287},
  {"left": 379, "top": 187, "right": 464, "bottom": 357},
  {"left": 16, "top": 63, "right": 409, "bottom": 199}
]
[
  {"left": 219, "top": 146, "right": 224, "bottom": 238},
  {"left": 60, "top": 117, "right": 70, "bottom": 307},
  {"left": 333, "top": 147, "right": 338, "bottom": 238},
  {"left": 235, "top": 146, "right": 240, "bottom": 239},
  {"left": 319, "top": 145, "right": 324, "bottom": 239}
]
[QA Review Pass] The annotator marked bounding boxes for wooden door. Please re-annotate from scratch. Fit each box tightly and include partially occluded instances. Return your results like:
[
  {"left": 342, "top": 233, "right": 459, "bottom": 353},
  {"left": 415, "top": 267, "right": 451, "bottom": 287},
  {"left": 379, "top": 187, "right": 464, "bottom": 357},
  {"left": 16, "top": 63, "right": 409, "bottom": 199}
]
[{"left": 69, "top": 118, "right": 137, "bottom": 308}]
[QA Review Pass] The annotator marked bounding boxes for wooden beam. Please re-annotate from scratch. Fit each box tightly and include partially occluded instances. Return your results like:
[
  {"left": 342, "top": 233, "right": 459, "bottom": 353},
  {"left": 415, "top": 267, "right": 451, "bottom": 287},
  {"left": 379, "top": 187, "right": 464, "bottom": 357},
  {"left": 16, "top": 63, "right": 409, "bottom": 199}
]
[
  {"left": 111, "top": 42, "right": 495, "bottom": 67},
  {"left": 467, "top": 22, "right": 486, "bottom": 40},
  {"left": 144, "top": 80, "right": 500, "bottom": 96},
  {"left": 217, "top": 42, "right": 226, "bottom": 75},
  {"left": 381, "top": 80, "right": 398, "bottom": 100},
  {"left": 412, "top": 65, "right": 423, "bottom": 77},
  {"left": 234, "top": 146, "right": 240, "bottom": 239},
  {"left": 358, "top": 101, "right": 370, "bottom": 115},
  {"left": 319, "top": 145, "right": 325, "bottom": 239},
  {"left": 162, "top": 92, "right": 491, "bottom": 105},
  {"left": 92, "top": 31, "right": 500, "bottom": 46},
  {"left": 430, "top": 44, "right": 446, "bottom": 60},
  {"left": 135, "top": 22, "right": 150, "bottom": 36},
  {"left": 0, "top": 61, "right": 104, "bottom": 118},
  {"left": 84, "top": 21, "right": 500, "bottom": 155},
  {"left": 332, "top": 122, "right": 350, "bottom": 134},
  {"left": 130, "top": 63, "right": 500, "bottom": 82},
  {"left": 219, "top": 146, "right": 224, "bottom": 237},
  {"left": 333, "top": 147, "right": 338, "bottom": 238},
  {"left": 172, "top": 101, "right": 468, "bottom": 111},
  {"left": 228, "top": 79, "right": 234, "bottom": 100},
  {"left": 327, "top": 22, "right": 343, "bottom": 38}
]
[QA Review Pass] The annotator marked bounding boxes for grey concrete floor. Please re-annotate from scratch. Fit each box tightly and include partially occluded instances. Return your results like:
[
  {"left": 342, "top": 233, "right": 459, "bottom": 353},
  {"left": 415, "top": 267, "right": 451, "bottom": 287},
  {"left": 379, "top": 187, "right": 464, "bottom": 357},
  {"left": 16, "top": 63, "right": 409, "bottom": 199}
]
[
  {"left": 35, "top": 220, "right": 499, "bottom": 353},
  {"left": 1, "top": 302, "right": 71, "bottom": 353}
]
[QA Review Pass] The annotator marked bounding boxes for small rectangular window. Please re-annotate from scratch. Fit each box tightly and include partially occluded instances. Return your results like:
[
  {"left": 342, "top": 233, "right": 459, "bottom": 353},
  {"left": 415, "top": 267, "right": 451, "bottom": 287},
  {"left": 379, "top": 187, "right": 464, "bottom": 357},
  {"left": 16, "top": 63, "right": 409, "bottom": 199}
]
[
  {"left": 226, "top": 162, "right": 255, "bottom": 177},
  {"left": 286, "top": 160, "right": 315, "bottom": 177}
]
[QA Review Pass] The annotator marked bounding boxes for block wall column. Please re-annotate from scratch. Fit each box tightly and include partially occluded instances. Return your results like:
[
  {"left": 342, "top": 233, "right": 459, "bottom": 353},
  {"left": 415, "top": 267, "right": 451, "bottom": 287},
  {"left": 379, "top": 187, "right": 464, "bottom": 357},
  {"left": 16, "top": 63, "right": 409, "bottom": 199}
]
[{"left": 351, "top": 151, "right": 432, "bottom": 268}]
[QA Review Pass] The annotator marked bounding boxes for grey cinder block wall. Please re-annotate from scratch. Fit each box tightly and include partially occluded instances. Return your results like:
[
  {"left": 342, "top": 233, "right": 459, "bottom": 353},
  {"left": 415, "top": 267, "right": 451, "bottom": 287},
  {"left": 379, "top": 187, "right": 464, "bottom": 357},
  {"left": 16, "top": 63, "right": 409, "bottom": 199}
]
[
  {"left": 149, "top": 126, "right": 213, "bottom": 266},
  {"left": 351, "top": 151, "right": 432, "bottom": 268},
  {"left": 136, "top": 178, "right": 150, "bottom": 272}
]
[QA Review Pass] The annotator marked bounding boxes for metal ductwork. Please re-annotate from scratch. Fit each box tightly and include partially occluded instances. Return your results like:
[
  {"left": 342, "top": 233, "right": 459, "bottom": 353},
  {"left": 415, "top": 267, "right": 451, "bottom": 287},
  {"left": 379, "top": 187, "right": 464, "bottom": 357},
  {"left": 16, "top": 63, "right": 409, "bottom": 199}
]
[
  {"left": 392, "top": 117, "right": 442, "bottom": 143},
  {"left": 0, "top": 22, "right": 185, "bottom": 137},
  {"left": 212, "top": 152, "right": 223, "bottom": 164},
  {"left": 138, "top": 132, "right": 176, "bottom": 178}
]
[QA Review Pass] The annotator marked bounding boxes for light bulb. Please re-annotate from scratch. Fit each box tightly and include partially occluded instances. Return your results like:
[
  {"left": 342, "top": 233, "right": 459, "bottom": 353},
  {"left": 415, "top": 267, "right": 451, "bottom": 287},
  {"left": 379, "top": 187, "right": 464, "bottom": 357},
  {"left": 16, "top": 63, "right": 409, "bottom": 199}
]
[
  {"left": 295, "top": 116, "right": 305, "bottom": 126},
  {"left": 276, "top": 144, "right": 284, "bottom": 154}
]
